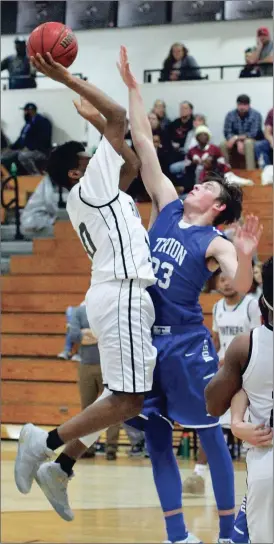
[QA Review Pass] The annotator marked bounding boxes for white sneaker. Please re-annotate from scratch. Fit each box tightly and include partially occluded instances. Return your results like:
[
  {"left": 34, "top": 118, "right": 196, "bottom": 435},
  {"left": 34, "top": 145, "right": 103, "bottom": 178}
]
[
  {"left": 14, "top": 423, "right": 54, "bottom": 494},
  {"left": 35, "top": 461, "right": 74, "bottom": 521},
  {"left": 164, "top": 534, "right": 202, "bottom": 543}
]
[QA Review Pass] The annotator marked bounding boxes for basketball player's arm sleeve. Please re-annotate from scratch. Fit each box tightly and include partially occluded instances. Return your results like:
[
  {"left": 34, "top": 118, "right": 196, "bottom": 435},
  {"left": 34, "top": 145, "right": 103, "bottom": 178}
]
[
  {"left": 205, "top": 334, "right": 249, "bottom": 417},
  {"left": 128, "top": 86, "right": 178, "bottom": 215},
  {"left": 79, "top": 137, "right": 124, "bottom": 206}
]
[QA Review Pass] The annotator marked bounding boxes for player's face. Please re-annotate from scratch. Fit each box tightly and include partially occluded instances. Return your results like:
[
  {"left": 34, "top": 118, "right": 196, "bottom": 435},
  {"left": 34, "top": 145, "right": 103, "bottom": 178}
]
[
  {"left": 185, "top": 181, "right": 226, "bottom": 216},
  {"left": 216, "top": 273, "right": 238, "bottom": 297}
]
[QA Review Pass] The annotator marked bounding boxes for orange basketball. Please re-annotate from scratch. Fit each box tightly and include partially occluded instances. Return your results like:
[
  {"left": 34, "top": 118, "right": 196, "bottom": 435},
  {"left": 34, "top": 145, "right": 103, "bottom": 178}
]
[{"left": 27, "top": 22, "right": 78, "bottom": 68}]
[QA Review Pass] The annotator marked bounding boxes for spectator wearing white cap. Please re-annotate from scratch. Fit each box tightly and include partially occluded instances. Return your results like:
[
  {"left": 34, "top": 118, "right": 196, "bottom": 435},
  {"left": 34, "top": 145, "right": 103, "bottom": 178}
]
[{"left": 186, "top": 125, "right": 230, "bottom": 184}]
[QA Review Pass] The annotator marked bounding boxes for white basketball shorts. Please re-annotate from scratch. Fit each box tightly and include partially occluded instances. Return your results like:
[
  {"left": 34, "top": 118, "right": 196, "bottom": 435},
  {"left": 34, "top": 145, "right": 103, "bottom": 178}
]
[
  {"left": 85, "top": 279, "right": 157, "bottom": 393},
  {"left": 246, "top": 446, "right": 273, "bottom": 544}
]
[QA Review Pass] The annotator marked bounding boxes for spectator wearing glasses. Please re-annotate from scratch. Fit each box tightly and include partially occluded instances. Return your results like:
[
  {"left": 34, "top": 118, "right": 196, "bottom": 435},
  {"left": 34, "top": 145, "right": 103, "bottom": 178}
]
[
  {"left": 160, "top": 42, "right": 201, "bottom": 82},
  {"left": 221, "top": 95, "right": 263, "bottom": 170}
]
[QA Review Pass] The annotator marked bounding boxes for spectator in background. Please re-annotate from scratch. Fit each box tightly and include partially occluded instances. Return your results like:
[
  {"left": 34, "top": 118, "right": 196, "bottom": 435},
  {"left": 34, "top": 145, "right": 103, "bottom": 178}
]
[
  {"left": 254, "top": 108, "right": 273, "bottom": 167},
  {"left": 1, "top": 103, "right": 52, "bottom": 174},
  {"left": 1, "top": 38, "right": 36, "bottom": 90},
  {"left": 21, "top": 141, "right": 86, "bottom": 236},
  {"left": 148, "top": 111, "right": 161, "bottom": 132},
  {"left": 249, "top": 262, "right": 263, "bottom": 300},
  {"left": 186, "top": 125, "right": 230, "bottom": 184},
  {"left": 160, "top": 42, "right": 201, "bottom": 82},
  {"left": 239, "top": 47, "right": 261, "bottom": 78},
  {"left": 186, "top": 113, "right": 207, "bottom": 151},
  {"left": 169, "top": 101, "right": 194, "bottom": 151},
  {"left": 152, "top": 131, "right": 172, "bottom": 177},
  {"left": 249, "top": 27, "right": 273, "bottom": 77},
  {"left": 221, "top": 94, "right": 263, "bottom": 170},
  {"left": 151, "top": 99, "right": 170, "bottom": 130},
  {"left": 69, "top": 303, "right": 120, "bottom": 460}
]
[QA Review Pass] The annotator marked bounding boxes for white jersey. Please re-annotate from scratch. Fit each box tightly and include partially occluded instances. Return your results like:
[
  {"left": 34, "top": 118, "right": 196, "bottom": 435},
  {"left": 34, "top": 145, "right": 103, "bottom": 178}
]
[
  {"left": 67, "top": 136, "right": 155, "bottom": 287},
  {"left": 242, "top": 324, "right": 273, "bottom": 427},
  {"left": 213, "top": 295, "right": 261, "bottom": 359}
]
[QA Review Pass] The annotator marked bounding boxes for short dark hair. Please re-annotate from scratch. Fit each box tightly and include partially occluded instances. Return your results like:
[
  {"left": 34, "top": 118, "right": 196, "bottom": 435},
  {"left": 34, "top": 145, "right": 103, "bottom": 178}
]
[
  {"left": 237, "top": 94, "right": 250, "bottom": 105},
  {"left": 262, "top": 256, "right": 273, "bottom": 310},
  {"left": 202, "top": 172, "right": 243, "bottom": 226},
  {"left": 47, "top": 141, "right": 85, "bottom": 189}
]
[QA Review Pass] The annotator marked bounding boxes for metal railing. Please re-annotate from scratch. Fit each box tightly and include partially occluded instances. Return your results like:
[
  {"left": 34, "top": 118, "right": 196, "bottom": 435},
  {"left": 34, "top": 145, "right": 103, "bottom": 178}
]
[
  {"left": 1, "top": 72, "right": 85, "bottom": 89},
  {"left": 1, "top": 165, "right": 24, "bottom": 240},
  {"left": 143, "top": 63, "right": 273, "bottom": 83}
]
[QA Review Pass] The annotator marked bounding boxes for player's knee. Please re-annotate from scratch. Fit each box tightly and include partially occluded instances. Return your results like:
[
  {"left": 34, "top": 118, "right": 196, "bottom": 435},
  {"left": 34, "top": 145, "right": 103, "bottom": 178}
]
[{"left": 115, "top": 392, "right": 144, "bottom": 419}]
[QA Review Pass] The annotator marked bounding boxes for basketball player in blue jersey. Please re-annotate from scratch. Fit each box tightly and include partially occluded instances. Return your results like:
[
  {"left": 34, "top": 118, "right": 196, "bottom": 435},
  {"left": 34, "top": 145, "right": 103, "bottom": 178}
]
[{"left": 117, "top": 46, "right": 263, "bottom": 544}]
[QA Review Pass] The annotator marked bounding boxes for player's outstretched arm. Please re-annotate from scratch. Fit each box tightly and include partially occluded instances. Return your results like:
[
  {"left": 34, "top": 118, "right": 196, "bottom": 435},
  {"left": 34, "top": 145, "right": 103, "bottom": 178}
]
[
  {"left": 31, "top": 53, "right": 126, "bottom": 155},
  {"left": 73, "top": 97, "right": 140, "bottom": 192},
  {"left": 205, "top": 334, "right": 247, "bottom": 417},
  {"left": 231, "top": 389, "right": 273, "bottom": 447},
  {"left": 117, "top": 46, "right": 178, "bottom": 215},
  {"left": 206, "top": 215, "right": 263, "bottom": 293}
]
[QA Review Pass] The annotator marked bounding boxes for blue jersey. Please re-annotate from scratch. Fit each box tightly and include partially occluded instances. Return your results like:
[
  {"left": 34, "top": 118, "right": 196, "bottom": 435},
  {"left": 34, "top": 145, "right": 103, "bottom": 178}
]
[{"left": 148, "top": 199, "right": 224, "bottom": 326}]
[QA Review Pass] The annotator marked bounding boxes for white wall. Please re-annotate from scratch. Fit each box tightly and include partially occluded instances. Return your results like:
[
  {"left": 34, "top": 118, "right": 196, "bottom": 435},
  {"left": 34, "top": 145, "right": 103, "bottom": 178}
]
[{"left": 1, "top": 18, "right": 271, "bottom": 146}]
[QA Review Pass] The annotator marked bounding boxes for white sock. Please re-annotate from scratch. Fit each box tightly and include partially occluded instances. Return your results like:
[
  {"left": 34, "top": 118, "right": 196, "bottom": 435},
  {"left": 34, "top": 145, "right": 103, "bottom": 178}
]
[{"left": 194, "top": 463, "right": 207, "bottom": 478}]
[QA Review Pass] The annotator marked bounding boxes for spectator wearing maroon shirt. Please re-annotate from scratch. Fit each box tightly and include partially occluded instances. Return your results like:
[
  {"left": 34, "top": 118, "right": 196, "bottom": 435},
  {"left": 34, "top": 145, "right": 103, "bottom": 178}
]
[
  {"left": 255, "top": 108, "right": 273, "bottom": 166},
  {"left": 186, "top": 125, "right": 230, "bottom": 184}
]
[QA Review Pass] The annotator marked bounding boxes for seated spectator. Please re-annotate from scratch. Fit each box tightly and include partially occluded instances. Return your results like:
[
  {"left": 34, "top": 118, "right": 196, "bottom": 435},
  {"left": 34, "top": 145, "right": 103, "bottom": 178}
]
[
  {"left": 148, "top": 111, "right": 161, "bottom": 132},
  {"left": 1, "top": 38, "right": 36, "bottom": 90},
  {"left": 160, "top": 42, "right": 201, "bottom": 82},
  {"left": 239, "top": 47, "right": 261, "bottom": 78},
  {"left": 255, "top": 108, "right": 273, "bottom": 167},
  {"left": 1, "top": 103, "right": 52, "bottom": 174},
  {"left": 221, "top": 94, "right": 263, "bottom": 170},
  {"left": 1, "top": 128, "right": 9, "bottom": 151},
  {"left": 249, "top": 27, "right": 273, "bottom": 77},
  {"left": 249, "top": 262, "right": 263, "bottom": 300},
  {"left": 151, "top": 99, "right": 170, "bottom": 130},
  {"left": 152, "top": 131, "right": 172, "bottom": 177},
  {"left": 186, "top": 113, "right": 207, "bottom": 151},
  {"left": 168, "top": 101, "right": 194, "bottom": 152},
  {"left": 186, "top": 125, "right": 230, "bottom": 184},
  {"left": 21, "top": 141, "right": 86, "bottom": 236}
]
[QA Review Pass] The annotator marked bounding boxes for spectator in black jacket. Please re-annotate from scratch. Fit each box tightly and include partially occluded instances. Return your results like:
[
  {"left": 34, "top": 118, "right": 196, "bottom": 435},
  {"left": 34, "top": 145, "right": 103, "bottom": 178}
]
[
  {"left": 1, "top": 38, "right": 36, "bottom": 90},
  {"left": 239, "top": 48, "right": 261, "bottom": 78},
  {"left": 1, "top": 103, "right": 52, "bottom": 174},
  {"left": 160, "top": 43, "right": 201, "bottom": 82}
]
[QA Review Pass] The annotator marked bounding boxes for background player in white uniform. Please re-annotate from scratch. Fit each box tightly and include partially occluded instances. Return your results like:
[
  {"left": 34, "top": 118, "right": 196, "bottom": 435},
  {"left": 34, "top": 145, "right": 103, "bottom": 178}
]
[
  {"left": 15, "top": 52, "right": 157, "bottom": 498},
  {"left": 205, "top": 257, "right": 273, "bottom": 544},
  {"left": 184, "top": 272, "right": 261, "bottom": 494}
]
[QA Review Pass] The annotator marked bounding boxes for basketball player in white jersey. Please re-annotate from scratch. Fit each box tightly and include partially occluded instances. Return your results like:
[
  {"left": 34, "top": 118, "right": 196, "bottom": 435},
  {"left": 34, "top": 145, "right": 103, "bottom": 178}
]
[
  {"left": 184, "top": 272, "right": 261, "bottom": 494},
  {"left": 14, "top": 52, "right": 157, "bottom": 496},
  {"left": 205, "top": 256, "right": 273, "bottom": 544}
]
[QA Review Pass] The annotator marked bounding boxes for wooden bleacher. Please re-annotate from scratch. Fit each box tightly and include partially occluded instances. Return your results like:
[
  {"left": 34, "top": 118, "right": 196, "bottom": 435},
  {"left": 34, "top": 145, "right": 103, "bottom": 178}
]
[{"left": 1, "top": 171, "right": 273, "bottom": 436}]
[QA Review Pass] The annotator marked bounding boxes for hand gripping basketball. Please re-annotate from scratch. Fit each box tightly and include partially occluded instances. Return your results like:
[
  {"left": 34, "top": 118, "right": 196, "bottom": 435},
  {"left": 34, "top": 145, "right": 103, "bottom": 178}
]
[{"left": 30, "top": 52, "right": 70, "bottom": 84}]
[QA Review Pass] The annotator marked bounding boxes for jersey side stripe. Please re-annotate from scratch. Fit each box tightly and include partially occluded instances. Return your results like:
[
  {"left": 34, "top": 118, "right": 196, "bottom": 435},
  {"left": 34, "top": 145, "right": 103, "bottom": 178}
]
[
  {"left": 108, "top": 204, "right": 128, "bottom": 278},
  {"left": 117, "top": 280, "right": 125, "bottom": 390},
  {"left": 117, "top": 198, "right": 138, "bottom": 277},
  {"left": 99, "top": 208, "right": 117, "bottom": 279},
  {"left": 128, "top": 280, "right": 136, "bottom": 392},
  {"left": 138, "top": 280, "right": 145, "bottom": 390}
]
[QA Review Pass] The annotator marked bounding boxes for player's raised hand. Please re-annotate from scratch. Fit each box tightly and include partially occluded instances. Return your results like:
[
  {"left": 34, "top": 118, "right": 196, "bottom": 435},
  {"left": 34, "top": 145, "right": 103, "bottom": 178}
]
[
  {"left": 233, "top": 215, "right": 263, "bottom": 258},
  {"left": 73, "top": 96, "right": 101, "bottom": 122},
  {"left": 30, "top": 52, "right": 70, "bottom": 83},
  {"left": 117, "top": 46, "right": 138, "bottom": 89}
]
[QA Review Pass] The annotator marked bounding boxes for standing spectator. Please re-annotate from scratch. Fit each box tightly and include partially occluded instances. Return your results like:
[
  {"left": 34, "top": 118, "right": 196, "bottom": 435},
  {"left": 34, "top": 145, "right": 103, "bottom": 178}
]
[
  {"left": 255, "top": 108, "right": 273, "bottom": 167},
  {"left": 160, "top": 42, "right": 201, "bottom": 82},
  {"left": 239, "top": 47, "right": 261, "bottom": 78},
  {"left": 186, "top": 125, "right": 230, "bottom": 184},
  {"left": 249, "top": 27, "right": 273, "bottom": 77},
  {"left": 1, "top": 103, "right": 52, "bottom": 174},
  {"left": 69, "top": 303, "right": 120, "bottom": 461},
  {"left": 1, "top": 38, "right": 36, "bottom": 90},
  {"left": 151, "top": 99, "right": 170, "bottom": 130},
  {"left": 221, "top": 95, "right": 263, "bottom": 169}
]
